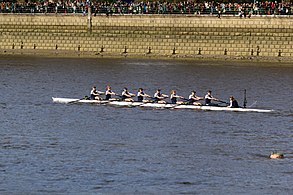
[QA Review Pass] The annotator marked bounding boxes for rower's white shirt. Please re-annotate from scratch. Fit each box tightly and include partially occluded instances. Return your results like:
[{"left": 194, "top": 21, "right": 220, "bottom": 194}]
[
  {"left": 190, "top": 94, "right": 200, "bottom": 100},
  {"left": 205, "top": 94, "right": 213, "bottom": 99},
  {"left": 154, "top": 92, "right": 160, "bottom": 98},
  {"left": 137, "top": 91, "right": 144, "bottom": 97},
  {"left": 122, "top": 90, "right": 131, "bottom": 96},
  {"left": 90, "top": 89, "right": 97, "bottom": 95},
  {"left": 105, "top": 89, "right": 111, "bottom": 94},
  {"left": 170, "top": 93, "right": 177, "bottom": 99},
  {"left": 137, "top": 91, "right": 145, "bottom": 100},
  {"left": 229, "top": 99, "right": 233, "bottom": 107}
]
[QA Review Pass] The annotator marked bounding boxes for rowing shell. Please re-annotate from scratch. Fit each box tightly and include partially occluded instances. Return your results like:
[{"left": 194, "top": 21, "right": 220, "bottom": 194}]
[
  {"left": 52, "top": 97, "right": 274, "bottom": 113},
  {"left": 108, "top": 101, "right": 144, "bottom": 107}
]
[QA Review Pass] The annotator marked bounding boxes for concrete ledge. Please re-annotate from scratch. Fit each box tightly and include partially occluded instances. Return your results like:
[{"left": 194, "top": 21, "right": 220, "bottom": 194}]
[{"left": 1, "top": 49, "right": 292, "bottom": 65}]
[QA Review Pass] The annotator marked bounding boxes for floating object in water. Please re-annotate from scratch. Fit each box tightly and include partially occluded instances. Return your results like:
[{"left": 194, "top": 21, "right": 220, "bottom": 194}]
[{"left": 270, "top": 152, "right": 284, "bottom": 159}]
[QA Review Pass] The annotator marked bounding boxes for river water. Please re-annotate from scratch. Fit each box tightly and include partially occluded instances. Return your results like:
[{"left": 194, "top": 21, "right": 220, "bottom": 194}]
[{"left": 0, "top": 56, "right": 292, "bottom": 194}]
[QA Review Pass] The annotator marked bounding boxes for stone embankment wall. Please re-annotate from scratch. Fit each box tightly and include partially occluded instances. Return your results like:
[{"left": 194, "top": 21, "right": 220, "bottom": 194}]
[{"left": 0, "top": 15, "right": 292, "bottom": 58}]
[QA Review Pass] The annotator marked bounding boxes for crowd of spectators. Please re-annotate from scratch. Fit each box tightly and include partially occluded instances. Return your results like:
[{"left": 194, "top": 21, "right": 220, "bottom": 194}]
[{"left": 0, "top": 0, "right": 292, "bottom": 16}]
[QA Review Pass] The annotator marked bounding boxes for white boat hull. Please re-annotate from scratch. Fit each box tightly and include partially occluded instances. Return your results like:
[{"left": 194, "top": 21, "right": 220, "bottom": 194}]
[
  {"left": 52, "top": 97, "right": 109, "bottom": 104},
  {"left": 173, "top": 104, "right": 273, "bottom": 113},
  {"left": 52, "top": 97, "right": 274, "bottom": 113},
  {"left": 108, "top": 101, "right": 144, "bottom": 107},
  {"left": 140, "top": 103, "right": 176, "bottom": 108}
]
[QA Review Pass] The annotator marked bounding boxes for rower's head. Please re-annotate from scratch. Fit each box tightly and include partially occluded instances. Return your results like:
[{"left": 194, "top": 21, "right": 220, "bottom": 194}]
[
  {"left": 157, "top": 89, "right": 161, "bottom": 92},
  {"left": 106, "top": 85, "right": 111, "bottom": 90},
  {"left": 230, "top": 96, "right": 234, "bottom": 100},
  {"left": 207, "top": 90, "right": 212, "bottom": 95},
  {"left": 123, "top": 87, "right": 128, "bottom": 91},
  {"left": 138, "top": 88, "right": 143, "bottom": 92},
  {"left": 191, "top": 90, "right": 196, "bottom": 95},
  {"left": 171, "top": 90, "right": 176, "bottom": 94}
]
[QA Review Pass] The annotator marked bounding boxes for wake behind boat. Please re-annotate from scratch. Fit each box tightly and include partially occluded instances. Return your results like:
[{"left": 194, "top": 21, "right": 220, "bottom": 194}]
[{"left": 52, "top": 97, "right": 274, "bottom": 113}]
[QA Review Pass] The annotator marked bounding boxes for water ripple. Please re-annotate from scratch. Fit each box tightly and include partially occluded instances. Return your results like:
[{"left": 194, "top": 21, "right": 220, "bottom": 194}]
[{"left": 1, "top": 57, "right": 292, "bottom": 194}]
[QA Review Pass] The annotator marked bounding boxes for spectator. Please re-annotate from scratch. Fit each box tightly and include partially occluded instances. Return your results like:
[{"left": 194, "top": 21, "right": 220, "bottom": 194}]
[{"left": 0, "top": 0, "right": 291, "bottom": 16}]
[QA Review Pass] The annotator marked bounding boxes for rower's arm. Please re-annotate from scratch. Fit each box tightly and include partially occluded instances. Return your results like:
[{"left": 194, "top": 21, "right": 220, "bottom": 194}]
[
  {"left": 204, "top": 95, "right": 210, "bottom": 99},
  {"left": 155, "top": 95, "right": 164, "bottom": 100},
  {"left": 93, "top": 91, "right": 100, "bottom": 95},
  {"left": 173, "top": 94, "right": 184, "bottom": 99},
  {"left": 123, "top": 92, "right": 134, "bottom": 98},
  {"left": 206, "top": 95, "right": 218, "bottom": 101}
]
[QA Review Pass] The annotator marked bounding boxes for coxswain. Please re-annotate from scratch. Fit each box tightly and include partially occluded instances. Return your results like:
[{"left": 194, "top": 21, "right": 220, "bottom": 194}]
[
  {"left": 105, "top": 85, "right": 116, "bottom": 100},
  {"left": 188, "top": 91, "right": 203, "bottom": 105},
  {"left": 204, "top": 90, "right": 220, "bottom": 106},
  {"left": 154, "top": 89, "right": 169, "bottom": 104},
  {"left": 137, "top": 88, "right": 151, "bottom": 102},
  {"left": 228, "top": 96, "right": 239, "bottom": 108},
  {"left": 121, "top": 87, "right": 135, "bottom": 102},
  {"left": 90, "top": 86, "right": 104, "bottom": 100},
  {"left": 170, "top": 90, "right": 184, "bottom": 104}
]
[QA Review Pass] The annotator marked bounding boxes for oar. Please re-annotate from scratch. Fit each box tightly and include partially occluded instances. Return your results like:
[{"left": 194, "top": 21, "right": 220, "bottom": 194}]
[
  {"left": 114, "top": 94, "right": 123, "bottom": 98},
  {"left": 182, "top": 98, "right": 194, "bottom": 104},
  {"left": 68, "top": 99, "right": 82, "bottom": 104},
  {"left": 248, "top": 101, "right": 257, "bottom": 108},
  {"left": 111, "top": 94, "right": 125, "bottom": 101},
  {"left": 216, "top": 100, "right": 229, "bottom": 105},
  {"left": 179, "top": 98, "right": 192, "bottom": 105},
  {"left": 68, "top": 96, "right": 89, "bottom": 104},
  {"left": 144, "top": 97, "right": 158, "bottom": 103}
]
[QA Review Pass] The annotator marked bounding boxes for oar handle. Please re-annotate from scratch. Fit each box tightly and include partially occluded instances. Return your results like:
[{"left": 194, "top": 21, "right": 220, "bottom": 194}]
[
  {"left": 114, "top": 94, "right": 123, "bottom": 98},
  {"left": 217, "top": 100, "right": 229, "bottom": 104},
  {"left": 68, "top": 96, "right": 88, "bottom": 104}
]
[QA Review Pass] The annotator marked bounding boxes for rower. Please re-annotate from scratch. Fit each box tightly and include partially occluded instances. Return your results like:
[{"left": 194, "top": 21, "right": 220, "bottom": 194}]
[
  {"left": 105, "top": 85, "right": 116, "bottom": 100},
  {"left": 137, "top": 88, "right": 151, "bottom": 102},
  {"left": 90, "top": 86, "right": 104, "bottom": 100},
  {"left": 204, "top": 90, "right": 220, "bottom": 106},
  {"left": 228, "top": 96, "right": 239, "bottom": 108},
  {"left": 170, "top": 90, "right": 184, "bottom": 104},
  {"left": 188, "top": 90, "right": 203, "bottom": 105},
  {"left": 154, "top": 89, "right": 169, "bottom": 104},
  {"left": 121, "top": 87, "right": 135, "bottom": 102}
]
